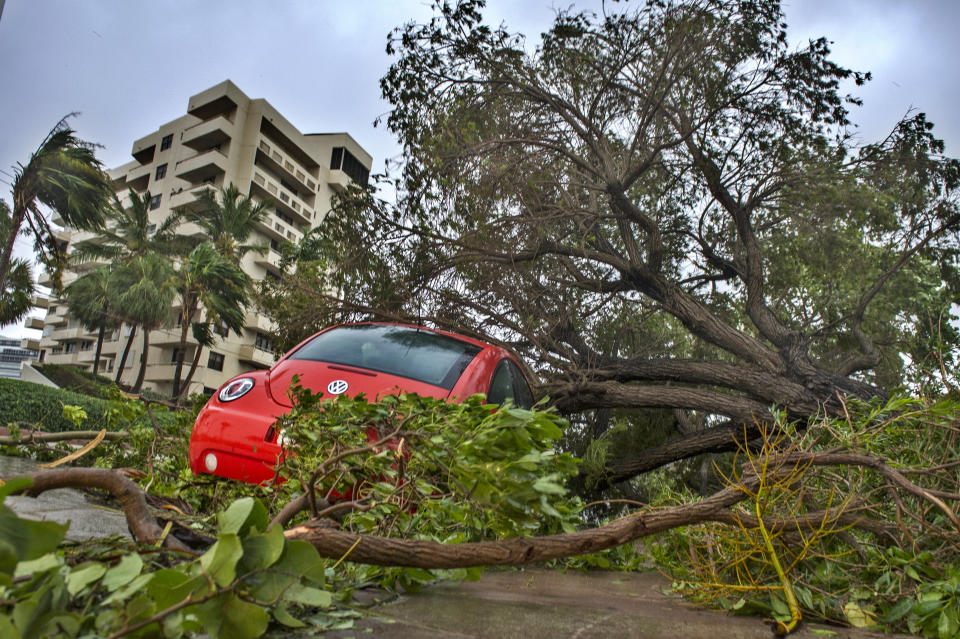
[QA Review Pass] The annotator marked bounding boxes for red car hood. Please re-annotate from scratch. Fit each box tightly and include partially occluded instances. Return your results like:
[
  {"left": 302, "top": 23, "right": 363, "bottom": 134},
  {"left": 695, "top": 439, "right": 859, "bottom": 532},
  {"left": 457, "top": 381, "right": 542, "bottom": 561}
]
[{"left": 266, "top": 359, "right": 451, "bottom": 407}]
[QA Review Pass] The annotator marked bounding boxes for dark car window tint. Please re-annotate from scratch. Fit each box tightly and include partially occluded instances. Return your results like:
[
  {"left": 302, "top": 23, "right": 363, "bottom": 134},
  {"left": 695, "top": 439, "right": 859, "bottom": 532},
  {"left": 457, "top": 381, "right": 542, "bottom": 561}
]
[
  {"left": 487, "top": 361, "right": 514, "bottom": 405},
  {"left": 510, "top": 361, "right": 535, "bottom": 409},
  {"left": 290, "top": 325, "right": 481, "bottom": 390}
]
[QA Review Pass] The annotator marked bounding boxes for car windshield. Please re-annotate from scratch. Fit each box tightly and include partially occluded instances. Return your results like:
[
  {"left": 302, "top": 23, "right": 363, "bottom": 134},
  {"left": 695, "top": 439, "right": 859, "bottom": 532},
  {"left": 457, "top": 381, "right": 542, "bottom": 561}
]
[{"left": 289, "top": 324, "right": 483, "bottom": 390}]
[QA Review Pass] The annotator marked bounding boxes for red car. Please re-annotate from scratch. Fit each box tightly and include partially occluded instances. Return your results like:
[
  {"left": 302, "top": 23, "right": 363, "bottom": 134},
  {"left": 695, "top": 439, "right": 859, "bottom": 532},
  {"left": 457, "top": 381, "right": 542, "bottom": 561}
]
[{"left": 189, "top": 322, "right": 535, "bottom": 484}]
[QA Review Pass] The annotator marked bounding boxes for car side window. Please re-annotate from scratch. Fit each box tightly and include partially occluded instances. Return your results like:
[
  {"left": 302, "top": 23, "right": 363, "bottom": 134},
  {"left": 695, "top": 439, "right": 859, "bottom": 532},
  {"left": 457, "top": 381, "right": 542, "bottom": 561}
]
[
  {"left": 487, "top": 361, "right": 514, "bottom": 405},
  {"left": 487, "top": 359, "right": 534, "bottom": 409},
  {"left": 510, "top": 362, "right": 535, "bottom": 409}
]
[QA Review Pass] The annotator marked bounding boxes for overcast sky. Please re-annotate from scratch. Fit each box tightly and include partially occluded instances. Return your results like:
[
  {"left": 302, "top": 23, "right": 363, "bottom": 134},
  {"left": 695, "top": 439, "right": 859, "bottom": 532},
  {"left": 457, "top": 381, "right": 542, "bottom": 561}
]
[{"left": 1, "top": 0, "right": 958, "bottom": 337}]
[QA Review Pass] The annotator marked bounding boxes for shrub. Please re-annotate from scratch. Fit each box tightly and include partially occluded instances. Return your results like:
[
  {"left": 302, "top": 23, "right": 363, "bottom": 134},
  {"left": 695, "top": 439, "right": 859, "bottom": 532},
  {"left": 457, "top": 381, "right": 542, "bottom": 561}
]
[
  {"left": 0, "top": 378, "right": 109, "bottom": 432},
  {"left": 32, "top": 363, "right": 118, "bottom": 399}
]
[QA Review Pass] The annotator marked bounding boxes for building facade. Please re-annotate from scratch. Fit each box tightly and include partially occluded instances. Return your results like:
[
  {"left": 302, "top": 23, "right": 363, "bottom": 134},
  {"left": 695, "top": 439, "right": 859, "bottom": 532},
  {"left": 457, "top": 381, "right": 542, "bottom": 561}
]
[{"left": 35, "top": 80, "right": 372, "bottom": 396}]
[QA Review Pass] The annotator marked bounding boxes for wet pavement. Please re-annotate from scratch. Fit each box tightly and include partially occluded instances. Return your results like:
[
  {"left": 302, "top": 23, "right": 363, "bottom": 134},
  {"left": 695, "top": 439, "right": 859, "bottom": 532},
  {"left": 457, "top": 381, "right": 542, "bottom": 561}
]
[
  {"left": 322, "top": 568, "right": 912, "bottom": 639},
  {"left": 0, "top": 456, "right": 132, "bottom": 541}
]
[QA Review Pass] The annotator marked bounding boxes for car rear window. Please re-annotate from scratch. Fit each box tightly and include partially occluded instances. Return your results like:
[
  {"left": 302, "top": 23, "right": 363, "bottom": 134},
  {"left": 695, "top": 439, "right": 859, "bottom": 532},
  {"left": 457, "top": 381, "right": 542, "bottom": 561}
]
[{"left": 289, "top": 324, "right": 483, "bottom": 390}]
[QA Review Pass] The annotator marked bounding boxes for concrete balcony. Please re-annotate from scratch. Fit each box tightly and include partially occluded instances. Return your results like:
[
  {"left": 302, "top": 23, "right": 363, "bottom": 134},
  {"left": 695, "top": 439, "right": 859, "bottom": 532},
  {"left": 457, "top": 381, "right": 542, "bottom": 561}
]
[
  {"left": 251, "top": 171, "right": 314, "bottom": 226},
  {"left": 20, "top": 338, "right": 40, "bottom": 351},
  {"left": 328, "top": 168, "right": 351, "bottom": 194},
  {"left": 25, "top": 317, "right": 44, "bottom": 330},
  {"left": 169, "top": 183, "right": 216, "bottom": 211},
  {"left": 151, "top": 327, "right": 196, "bottom": 347},
  {"left": 174, "top": 148, "right": 228, "bottom": 183},
  {"left": 254, "top": 249, "right": 283, "bottom": 275},
  {"left": 125, "top": 162, "right": 152, "bottom": 185},
  {"left": 256, "top": 137, "right": 317, "bottom": 196},
  {"left": 243, "top": 311, "right": 275, "bottom": 333},
  {"left": 237, "top": 344, "right": 274, "bottom": 369},
  {"left": 49, "top": 327, "right": 89, "bottom": 341},
  {"left": 30, "top": 295, "right": 49, "bottom": 309},
  {"left": 182, "top": 115, "right": 233, "bottom": 151},
  {"left": 38, "top": 270, "right": 53, "bottom": 287},
  {"left": 144, "top": 364, "right": 179, "bottom": 382},
  {"left": 253, "top": 213, "right": 303, "bottom": 245}
]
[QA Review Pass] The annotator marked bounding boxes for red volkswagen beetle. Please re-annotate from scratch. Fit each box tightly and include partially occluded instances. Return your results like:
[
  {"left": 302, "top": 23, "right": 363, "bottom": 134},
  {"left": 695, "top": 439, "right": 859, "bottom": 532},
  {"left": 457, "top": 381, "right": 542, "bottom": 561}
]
[{"left": 189, "top": 322, "right": 534, "bottom": 484}]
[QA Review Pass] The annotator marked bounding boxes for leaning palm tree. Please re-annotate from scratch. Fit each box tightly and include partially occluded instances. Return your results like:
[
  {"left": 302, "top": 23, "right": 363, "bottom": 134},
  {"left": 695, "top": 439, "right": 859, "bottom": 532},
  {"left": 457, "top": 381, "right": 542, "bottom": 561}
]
[
  {"left": 184, "top": 183, "right": 270, "bottom": 265},
  {"left": 1, "top": 116, "right": 111, "bottom": 291},
  {"left": 64, "top": 265, "right": 120, "bottom": 376},
  {"left": 109, "top": 254, "right": 175, "bottom": 394},
  {"left": 0, "top": 201, "right": 34, "bottom": 324},
  {"left": 171, "top": 242, "right": 248, "bottom": 399}
]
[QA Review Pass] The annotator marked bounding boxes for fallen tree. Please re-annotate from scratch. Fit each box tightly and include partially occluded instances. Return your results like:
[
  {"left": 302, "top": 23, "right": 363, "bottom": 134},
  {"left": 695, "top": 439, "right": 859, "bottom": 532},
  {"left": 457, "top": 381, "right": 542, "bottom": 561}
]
[{"left": 260, "top": 0, "right": 960, "bottom": 482}]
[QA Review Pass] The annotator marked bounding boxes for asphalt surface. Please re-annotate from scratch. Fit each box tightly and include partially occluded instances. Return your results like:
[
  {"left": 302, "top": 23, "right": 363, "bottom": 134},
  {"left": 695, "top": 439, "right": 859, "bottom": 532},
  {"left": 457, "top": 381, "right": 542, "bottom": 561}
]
[{"left": 320, "top": 568, "right": 913, "bottom": 639}]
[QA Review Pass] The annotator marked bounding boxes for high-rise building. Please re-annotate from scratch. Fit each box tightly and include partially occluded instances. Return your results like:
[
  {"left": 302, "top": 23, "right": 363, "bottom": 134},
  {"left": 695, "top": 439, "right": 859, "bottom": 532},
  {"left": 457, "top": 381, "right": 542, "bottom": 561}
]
[{"left": 34, "top": 80, "right": 372, "bottom": 396}]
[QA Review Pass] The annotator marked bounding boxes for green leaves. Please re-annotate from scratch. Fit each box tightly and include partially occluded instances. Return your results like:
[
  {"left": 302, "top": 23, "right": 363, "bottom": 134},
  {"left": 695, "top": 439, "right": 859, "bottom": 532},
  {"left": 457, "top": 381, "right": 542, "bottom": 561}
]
[
  {"left": 0, "top": 482, "right": 68, "bottom": 567},
  {"left": 201, "top": 534, "right": 244, "bottom": 588},
  {"left": 219, "top": 497, "right": 269, "bottom": 536},
  {"left": 196, "top": 593, "right": 270, "bottom": 639},
  {"left": 276, "top": 391, "right": 581, "bottom": 542},
  {"left": 0, "top": 493, "right": 335, "bottom": 638}
]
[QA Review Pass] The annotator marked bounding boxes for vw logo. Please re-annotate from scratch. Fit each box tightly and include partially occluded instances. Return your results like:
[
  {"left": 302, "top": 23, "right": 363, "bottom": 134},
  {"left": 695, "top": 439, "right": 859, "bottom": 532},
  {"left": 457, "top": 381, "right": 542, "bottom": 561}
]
[{"left": 326, "top": 379, "right": 349, "bottom": 395}]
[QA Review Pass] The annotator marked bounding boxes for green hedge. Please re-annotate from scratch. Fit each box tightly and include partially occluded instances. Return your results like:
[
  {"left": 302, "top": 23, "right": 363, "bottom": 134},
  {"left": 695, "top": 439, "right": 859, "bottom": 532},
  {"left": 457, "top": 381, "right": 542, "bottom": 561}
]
[
  {"left": 0, "top": 378, "right": 110, "bottom": 432},
  {"left": 32, "top": 363, "right": 118, "bottom": 400}
]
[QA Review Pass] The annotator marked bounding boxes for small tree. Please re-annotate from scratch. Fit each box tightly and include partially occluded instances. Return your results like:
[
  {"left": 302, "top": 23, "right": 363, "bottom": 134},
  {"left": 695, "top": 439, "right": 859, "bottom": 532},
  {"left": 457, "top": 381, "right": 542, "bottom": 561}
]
[
  {"left": 171, "top": 243, "right": 248, "bottom": 399},
  {"left": 64, "top": 265, "right": 120, "bottom": 376},
  {"left": 109, "top": 254, "right": 175, "bottom": 394}
]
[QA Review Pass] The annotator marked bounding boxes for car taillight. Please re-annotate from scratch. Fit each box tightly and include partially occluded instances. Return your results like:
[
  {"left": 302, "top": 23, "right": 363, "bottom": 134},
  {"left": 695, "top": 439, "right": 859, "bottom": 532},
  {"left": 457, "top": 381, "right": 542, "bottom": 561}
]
[{"left": 218, "top": 378, "right": 255, "bottom": 403}]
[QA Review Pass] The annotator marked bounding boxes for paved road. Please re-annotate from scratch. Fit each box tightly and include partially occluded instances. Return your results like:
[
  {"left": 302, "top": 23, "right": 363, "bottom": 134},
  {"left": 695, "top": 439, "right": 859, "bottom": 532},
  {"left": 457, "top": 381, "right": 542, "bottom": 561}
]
[
  {"left": 320, "top": 568, "right": 913, "bottom": 639},
  {"left": 0, "top": 455, "right": 131, "bottom": 541}
]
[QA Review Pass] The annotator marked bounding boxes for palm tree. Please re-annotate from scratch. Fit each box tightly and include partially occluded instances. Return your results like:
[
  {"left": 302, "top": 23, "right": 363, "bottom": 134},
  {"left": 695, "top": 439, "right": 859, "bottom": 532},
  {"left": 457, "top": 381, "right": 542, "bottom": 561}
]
[
  {"left": 1, "top": 116, "right": 111, "bottom": 291},
  {"left": 64, "top": 265, "right": 120, "bottom": 376},
  {"left": 184, "top": 183, "right": 270, "bottom": 265},
  {"left": 109, "top": 254, "right": 175, "bottom": 394},
  {"left": 71, "top": 188, "right": 192, "bottom": 262},
  {"left": 72, "top": 188, "right": 191, "bottom": 385},
  {"left": 171, "top": 242, "right": 248, "bottom": 399},
  {"left": 0, "top": 201, "right": 34, "bottom": 324}
]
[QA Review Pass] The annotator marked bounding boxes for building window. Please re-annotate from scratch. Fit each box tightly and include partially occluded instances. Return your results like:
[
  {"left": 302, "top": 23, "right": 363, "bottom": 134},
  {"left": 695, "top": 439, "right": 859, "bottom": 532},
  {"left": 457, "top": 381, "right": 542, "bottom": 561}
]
[
  {"left": 330, "top": 147, "right": 369, "bottom": 185},
  {"left": 254, "top": 332, "right": 273, "bottom": 352},
  {"left": 160, "top": 134, "right": 173, "bottom": 151},
  {"left": 215, "top": 320, "right": 229, "bottom": 338},
  {"left": 150, "top": 194, "right": 161, "bottom": 210},
  {"left": 65, "top": 342, "right": 78, "bottom": 354},
  {"left": 207, "top": 351, "right": 225, "bottom": 371},
  {"left": 202, "top": 386, "right": 216, "bottom": 396},
  {"left": 171, "top": 347, "right": 182, "bottom": 363},
  {"left": 155, "top": 163, "right": 167, "bottom": 180}
]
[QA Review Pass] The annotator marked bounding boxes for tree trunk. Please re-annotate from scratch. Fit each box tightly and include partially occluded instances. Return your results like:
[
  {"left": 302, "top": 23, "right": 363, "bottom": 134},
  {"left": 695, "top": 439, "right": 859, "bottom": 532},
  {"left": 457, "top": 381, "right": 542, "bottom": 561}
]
[
  {"left": 92, "top": 324, "right": 105, "bottom": 376},
  {"left": 171, "top": 300, "right": 195, "bottom": 399},
  {"left": 115, "top": 324, "right": 137, "bottom": 385},
  {"left": 176, "top": 340, "right": 205, "bottom": 403},
  {"left": 132, "top": 329, "right": 150, "bottom": 394}
]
